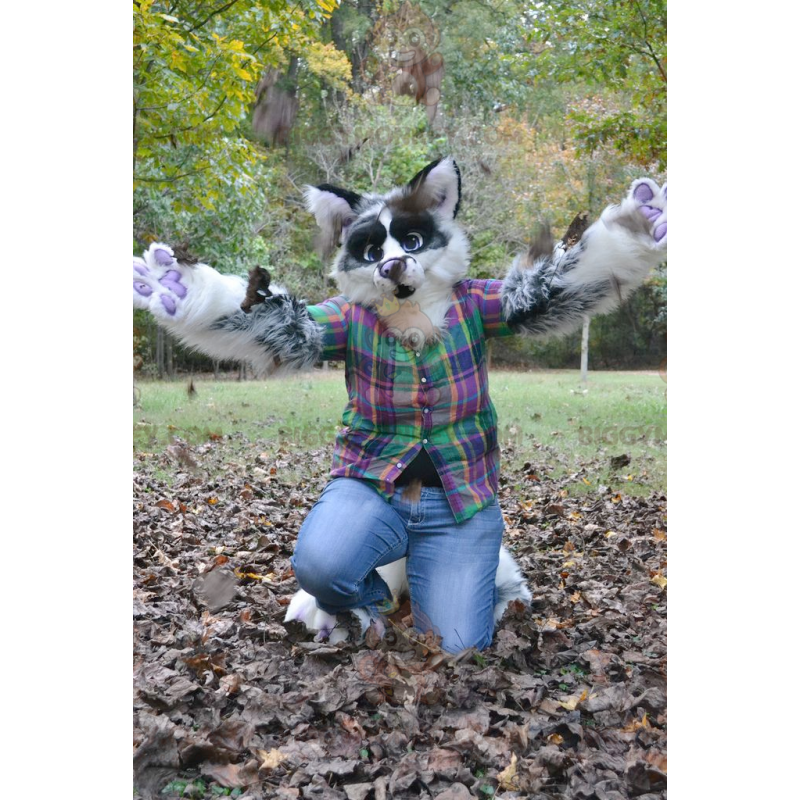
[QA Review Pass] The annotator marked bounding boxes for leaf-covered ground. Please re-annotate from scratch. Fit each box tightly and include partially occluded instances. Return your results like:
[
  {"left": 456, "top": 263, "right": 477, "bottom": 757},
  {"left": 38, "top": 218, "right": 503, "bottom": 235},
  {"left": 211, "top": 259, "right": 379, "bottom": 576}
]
[{"left": 134, "top": 436, "right": 666, "bottom": 799}]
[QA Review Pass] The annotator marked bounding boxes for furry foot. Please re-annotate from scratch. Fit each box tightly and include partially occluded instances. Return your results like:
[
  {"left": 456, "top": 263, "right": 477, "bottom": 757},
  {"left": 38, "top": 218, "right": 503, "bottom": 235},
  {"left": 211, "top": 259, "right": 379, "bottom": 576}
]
[
  {"left": 630, "top": 178, "right": 667, "bottom": 245},
  {"left": 621, "top": 178, "right": 667, "bottom": 247},
  {"left": 285, "top": 546, "right": 531, "bottom": 645},
  {"left": 284, "top": 589, "right": 351, "bottom": 644},
  {"left": 133, "top": 243, "right": 192, "bottom": 320}
]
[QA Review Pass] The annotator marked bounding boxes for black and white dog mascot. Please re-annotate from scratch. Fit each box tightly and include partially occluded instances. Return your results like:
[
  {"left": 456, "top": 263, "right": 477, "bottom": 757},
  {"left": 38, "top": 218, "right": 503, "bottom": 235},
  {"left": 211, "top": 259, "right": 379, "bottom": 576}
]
[{"left": 133, "top": 157, "right": 666, "bottom": 651}]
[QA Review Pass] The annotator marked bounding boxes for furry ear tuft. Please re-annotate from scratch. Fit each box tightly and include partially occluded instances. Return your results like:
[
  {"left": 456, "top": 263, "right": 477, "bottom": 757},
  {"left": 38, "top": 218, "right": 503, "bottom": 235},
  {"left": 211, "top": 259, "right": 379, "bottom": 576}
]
[
  {"left": 403, "top": 156, "right": 462, "bottom": 219},
  {"left": 303, "top": 184, "right": 363, "bottom": 257}
]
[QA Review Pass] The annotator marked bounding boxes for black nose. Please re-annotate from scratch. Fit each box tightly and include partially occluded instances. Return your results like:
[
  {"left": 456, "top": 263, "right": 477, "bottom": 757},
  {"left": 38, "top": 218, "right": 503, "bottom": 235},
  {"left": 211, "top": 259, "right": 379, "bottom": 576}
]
[{"left": 379, "top": 258, "right": 406, "bottom": 281}]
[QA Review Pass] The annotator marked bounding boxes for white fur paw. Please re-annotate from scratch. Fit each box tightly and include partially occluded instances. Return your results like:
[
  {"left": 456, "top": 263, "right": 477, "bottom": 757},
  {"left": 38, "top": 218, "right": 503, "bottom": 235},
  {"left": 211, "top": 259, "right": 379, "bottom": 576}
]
[
  {"left": 625, "top": 178, "right": 667, "bottom": 248},
  {"left": 133, "top": 242, "right": 193, "bottom": 320},
  {"left": 493, "top": 545, "right": 532, "bottom": 622},
  {"left": 284, "top": 589, "right": 349, "bottom": 644}
]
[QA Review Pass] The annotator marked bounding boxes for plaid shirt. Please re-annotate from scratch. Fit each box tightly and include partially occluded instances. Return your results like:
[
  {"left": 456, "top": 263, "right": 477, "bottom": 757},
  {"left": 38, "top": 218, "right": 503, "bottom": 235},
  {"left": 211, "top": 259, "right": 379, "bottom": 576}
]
[{"left": 306, "top": 279, "right": 515, "bottom": 523}]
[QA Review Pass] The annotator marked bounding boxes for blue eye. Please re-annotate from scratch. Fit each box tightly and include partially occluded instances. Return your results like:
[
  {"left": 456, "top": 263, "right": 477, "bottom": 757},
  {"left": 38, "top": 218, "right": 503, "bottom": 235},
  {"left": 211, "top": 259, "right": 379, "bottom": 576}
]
[
  {"left": 401, "top": 233, "right": 424, "bottom": 252},
  {"left": 363, "top": 244, "right": 383, "bottom": 262}
]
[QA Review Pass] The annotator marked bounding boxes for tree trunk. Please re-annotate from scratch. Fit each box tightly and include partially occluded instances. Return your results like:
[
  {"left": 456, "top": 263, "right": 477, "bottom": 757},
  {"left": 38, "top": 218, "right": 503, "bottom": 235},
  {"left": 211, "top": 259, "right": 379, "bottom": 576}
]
[
  {"left": 165, "top": 334, "right": 175, "bottom": 378},
  {"left": 580, "top": 317, "right": 590, "bottom": 384},
  {"left": 156, "top": 327, "right": 165, "bottom": 379}
]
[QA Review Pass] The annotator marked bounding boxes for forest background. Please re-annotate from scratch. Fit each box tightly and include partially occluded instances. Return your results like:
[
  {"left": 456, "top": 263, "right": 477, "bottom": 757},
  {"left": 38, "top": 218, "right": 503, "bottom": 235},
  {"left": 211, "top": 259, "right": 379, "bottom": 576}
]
[{"left": 133, "top": 0, "right": 667, "bottom": 375}]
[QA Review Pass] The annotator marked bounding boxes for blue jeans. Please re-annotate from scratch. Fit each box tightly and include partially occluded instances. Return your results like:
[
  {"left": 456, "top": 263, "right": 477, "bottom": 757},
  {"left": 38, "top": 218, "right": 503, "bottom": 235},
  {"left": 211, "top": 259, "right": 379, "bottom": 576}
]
[{"left": 291, "top": 477, "right": 505, "bottom": 653}]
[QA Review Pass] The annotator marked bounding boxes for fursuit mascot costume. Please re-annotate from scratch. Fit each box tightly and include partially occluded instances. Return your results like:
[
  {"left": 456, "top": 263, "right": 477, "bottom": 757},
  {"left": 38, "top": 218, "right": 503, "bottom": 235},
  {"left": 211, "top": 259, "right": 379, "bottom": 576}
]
[{"left": 133, "top": 157, "right": 667, "bottom": 653}]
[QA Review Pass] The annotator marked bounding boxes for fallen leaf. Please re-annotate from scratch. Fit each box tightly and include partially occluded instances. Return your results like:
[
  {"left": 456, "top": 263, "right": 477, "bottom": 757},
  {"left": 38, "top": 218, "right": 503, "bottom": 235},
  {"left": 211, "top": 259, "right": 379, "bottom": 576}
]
[
  {"left": 558, "top": 689, "right": 588, "bottom": 711},
  {"left": 497, "top": 752, "right": 519, "bottom": 790},
  {"left": 651, "top": 573, "right": 667, "bottom": 589},
  {"left": 256, "top": 748, "right": 287, "bottom": 771}
]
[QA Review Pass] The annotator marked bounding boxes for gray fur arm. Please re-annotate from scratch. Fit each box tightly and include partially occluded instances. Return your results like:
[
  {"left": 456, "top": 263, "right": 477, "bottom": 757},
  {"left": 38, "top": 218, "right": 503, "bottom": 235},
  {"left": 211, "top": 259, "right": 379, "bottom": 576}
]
[
  {"left": 208, "top": 296, "right": 323, "bottom": 373},
  {"left": 133, "top": 242, "right": 323, "bottom": 374},
  {"left": 501, "top": 179, "right": 667, "bottom": 337}
]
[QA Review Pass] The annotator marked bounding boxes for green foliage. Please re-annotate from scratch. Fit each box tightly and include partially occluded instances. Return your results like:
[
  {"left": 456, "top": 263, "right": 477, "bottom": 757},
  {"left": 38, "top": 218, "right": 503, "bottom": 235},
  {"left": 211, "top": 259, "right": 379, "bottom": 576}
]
[
  {"left": 528, "top": 0, "right": 667, "bottom": 169},
  {"left": 132, "top": 0, "right": 666, "bottom": 369},
  {"left": 133, "top": 0, "right": 340, "bottom": 259}
]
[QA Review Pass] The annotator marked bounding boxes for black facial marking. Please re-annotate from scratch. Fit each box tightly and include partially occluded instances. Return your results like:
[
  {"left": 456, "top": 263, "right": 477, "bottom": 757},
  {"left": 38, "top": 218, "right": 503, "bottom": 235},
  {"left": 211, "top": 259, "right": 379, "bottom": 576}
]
[
  {"left": 343, "top": 215, "right": 387, "bottom": 271},
  {"left": 388, "top": 210, "right": 449, "bottom": 252},
  {"left": 316, "top": 184, "right": 363, "bottom": 210}
]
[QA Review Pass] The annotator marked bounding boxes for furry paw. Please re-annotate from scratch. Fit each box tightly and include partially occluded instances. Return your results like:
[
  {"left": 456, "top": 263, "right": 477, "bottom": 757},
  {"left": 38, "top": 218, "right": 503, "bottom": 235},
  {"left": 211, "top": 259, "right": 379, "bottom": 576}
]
[
  {"left": 133, "top": 243, "right": 192, "bottom": 320},
  {"left": 494, "top": 545, "right": 533, "bottom": 622},
  {"left": 284, "top": 589, "right": 350, "bottom": 644},
  {"left": 623, "top": 178, "right": 667, "bottom": 248}
]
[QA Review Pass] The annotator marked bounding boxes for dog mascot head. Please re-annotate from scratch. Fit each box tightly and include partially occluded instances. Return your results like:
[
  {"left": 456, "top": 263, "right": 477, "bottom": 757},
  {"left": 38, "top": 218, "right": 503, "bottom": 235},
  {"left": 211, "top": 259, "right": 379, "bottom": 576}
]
[{"left": 304, "top": 158, "right": 470, "bottom": 313}]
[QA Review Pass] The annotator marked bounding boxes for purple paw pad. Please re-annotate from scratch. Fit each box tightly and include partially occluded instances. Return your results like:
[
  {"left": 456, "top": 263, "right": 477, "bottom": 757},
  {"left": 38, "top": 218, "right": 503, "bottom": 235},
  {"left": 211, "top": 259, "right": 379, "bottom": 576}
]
[
  {"left": 638, "top": 205, "right": 661, "bottom": 223},
  {"left": 154, "top": 248, "right": 175, "bottom": 267},
  {"left": 160, "top": 294, "right": 177, "bottom": 315},
  {"left": 159, "top": 270, "right": 188, "bottom": 298},
  {"left": 134, "top": 263, "right": 149, "bottom": 277},
  {"left": 654, "top": 222, "right": 667, "bottom": 243},
  {"left": 134, "top": 281, "right": 152, "bottom": 297},
  {"left": 633, "top": 182, "right": 655, "bottom": 204}
]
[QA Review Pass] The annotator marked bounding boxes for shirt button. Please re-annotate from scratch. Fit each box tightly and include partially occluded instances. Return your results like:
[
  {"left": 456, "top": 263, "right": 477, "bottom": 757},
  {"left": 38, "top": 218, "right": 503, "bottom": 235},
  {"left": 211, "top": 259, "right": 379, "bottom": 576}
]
[
  {"left": 415, "top": 352, "right": 421, "bottom": 357},
  {"left": 421, "top": 377, "right": 427, "bottom": 383},
  {"left": 422, "top": 438, "right": 428, "bottom": 444},
  {"left": 423, "top": 408, "right": 429, "bottom": 414},
  {"left": 397, "top": 461, "right": 404, "bottom": 468}
]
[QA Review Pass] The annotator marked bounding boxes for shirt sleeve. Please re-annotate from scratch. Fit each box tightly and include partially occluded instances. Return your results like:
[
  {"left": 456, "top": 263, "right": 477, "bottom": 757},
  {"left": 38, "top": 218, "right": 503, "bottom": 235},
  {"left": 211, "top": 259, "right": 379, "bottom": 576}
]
[
  {"left": 466, "top": 279, "right": 516, "bottom": 339},
  {"left": 306, "top": 296, "right": 350, "bottom": 361}
]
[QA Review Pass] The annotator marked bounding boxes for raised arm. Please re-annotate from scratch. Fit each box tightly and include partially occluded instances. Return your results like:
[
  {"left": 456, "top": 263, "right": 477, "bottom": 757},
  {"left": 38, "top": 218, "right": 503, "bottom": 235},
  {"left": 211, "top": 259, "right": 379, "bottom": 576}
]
[
  {"left": 133, "top": 242, "right": 326, "bottom": 374},
  {"left": 500, "top": 179, "right": 667, "bottom": 337}
]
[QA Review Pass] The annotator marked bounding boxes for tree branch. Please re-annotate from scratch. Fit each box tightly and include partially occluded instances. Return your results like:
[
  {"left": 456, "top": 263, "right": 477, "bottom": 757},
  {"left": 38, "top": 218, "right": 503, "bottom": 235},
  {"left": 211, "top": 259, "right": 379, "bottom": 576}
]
[
  {"left": 187, "top": 0, "right": 242, "bottom": 34},
  {"left": 633, "top": 0, "right": 667, "bottom": 82}
]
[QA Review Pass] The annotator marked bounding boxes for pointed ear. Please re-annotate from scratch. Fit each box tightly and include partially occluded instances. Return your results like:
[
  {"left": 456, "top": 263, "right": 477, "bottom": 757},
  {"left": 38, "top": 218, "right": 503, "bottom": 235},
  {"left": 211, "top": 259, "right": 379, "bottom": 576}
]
[
  {"left": 303, "top": 184, "right": 362, "bottom": 236},
  {"left": 404, "top": 157, "right": 462, "bottom": 218},
  {"left": 304, "top": 184, "right": 363, "bottom": 259}
]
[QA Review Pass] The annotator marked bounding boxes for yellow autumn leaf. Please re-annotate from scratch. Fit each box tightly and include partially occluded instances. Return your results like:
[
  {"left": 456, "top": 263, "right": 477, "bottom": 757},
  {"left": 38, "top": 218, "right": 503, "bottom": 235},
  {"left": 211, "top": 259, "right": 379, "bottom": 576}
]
[
  {"left": 558, "top": 689, "right": 588, "bottom": 711},
  {"left": 234, "top": 568, "right": 276, "bottom": 583},
  {"left": 653, "top": 528, "right": 667, "bottom": 541},
  {"left": 622, "top": 713, "right": 650, "bottom": 732},
  {"left": 497, "top": 753, "right": 518, "bottom": 790},
  {"left": 256, "top": 748, "right": 287, "bottom": 771},
  {"left": 651, "top": 573, "right": 667, "bottom": 589}
]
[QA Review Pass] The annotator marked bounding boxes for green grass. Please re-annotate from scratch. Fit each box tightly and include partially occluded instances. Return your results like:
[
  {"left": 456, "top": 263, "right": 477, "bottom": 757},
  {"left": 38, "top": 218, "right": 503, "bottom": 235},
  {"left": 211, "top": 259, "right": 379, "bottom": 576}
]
[{"left": 133, "top": 369, "right": 666, "bottom": 494}]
